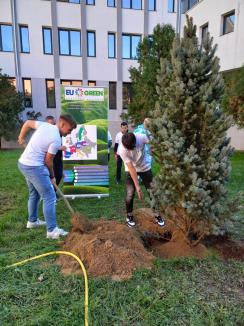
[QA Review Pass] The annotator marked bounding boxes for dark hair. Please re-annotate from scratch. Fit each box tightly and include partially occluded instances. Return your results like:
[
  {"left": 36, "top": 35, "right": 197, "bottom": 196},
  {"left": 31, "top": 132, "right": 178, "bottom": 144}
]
[
  {"left": 59, "top": 114, "right": 77, "bottom": 129},
  {"left": 45, "top": 115, "right": 55, "bottom": 122},
  {"left": 121, "top": 121, "right": 128, "bottom": 127},
  {"left": 122, "top": 132, "right": 136, "bottom": 150}
]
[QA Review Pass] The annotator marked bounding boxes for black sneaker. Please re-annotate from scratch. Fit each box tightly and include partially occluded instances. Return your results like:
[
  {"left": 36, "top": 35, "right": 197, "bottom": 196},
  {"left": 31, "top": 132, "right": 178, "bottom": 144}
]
[
  {"left": 126, "top": 214, "right": 136, "bottom": 227},
  {"left": 155, "top": 215, "right": 165, "bottom": 227}
]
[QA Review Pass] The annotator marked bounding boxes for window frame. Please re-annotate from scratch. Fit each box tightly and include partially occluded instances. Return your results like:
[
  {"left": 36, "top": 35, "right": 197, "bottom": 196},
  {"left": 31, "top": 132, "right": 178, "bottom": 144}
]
[
  {"left": 22, "top": 78, "right": 33, "bottom": 108},
  {"left": 122, "top": 82, "right": 132, "bottom": 110},
  {"left": 168, "top": 0, "right": 176, "bottom": 13},
  {"left": 19, "top": 25, "right": 30, "bottom": 53},
  {"left": 108, "top": 32, "right": 116, "bottom": 58},
  {"left": 86, "top": 0, "right": 95, "bottom": 4},
  {"left": 42, "top": 27, "right": 53, "bottom": 55},
  {"left": 60, "top": 80, "right": 83, "bottom": 86},
  {"left": 121, "top": 0, "right": 142, "bottom": 10},
  {"left": 107, "top": 0, "right": 116, "bottom": 7},
  {"left": 201, "top": 23, "right": 208, "bottom": 44},
  {"left": 58, "top": 28, "right": 81, "bottom": 56},
  {"left": 88, "top": 80, "right": 96, "bottom": 86},
  {"left": 0, "top": 24, "right": 13, "bottom": 52},
  {"left": 148, "top": 0, "right": 156, "bottom": 11},
  {"left": 87, "top": 30, "right": 96, "bottom": 57},
  {"left": 45, "top": 79, "right": 56, "bottom": 108},
  {"left": 122, "top": 33, "right": 141, "bottom": 60},
  {"left": 109, "top": 81, "right": 117, "bottom": 110},
  {"left": 222, "top": 10, "right": 235, "bottom": 35}
]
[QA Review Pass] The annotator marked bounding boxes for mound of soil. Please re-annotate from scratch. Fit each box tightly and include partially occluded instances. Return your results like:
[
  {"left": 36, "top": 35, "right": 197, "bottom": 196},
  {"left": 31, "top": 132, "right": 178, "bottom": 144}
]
[
  {"left": 57, "top": 213, "right": 154, "bottom": 280},
  {"left": 57, "top": 209, "right": 244, "bottom": 280}
]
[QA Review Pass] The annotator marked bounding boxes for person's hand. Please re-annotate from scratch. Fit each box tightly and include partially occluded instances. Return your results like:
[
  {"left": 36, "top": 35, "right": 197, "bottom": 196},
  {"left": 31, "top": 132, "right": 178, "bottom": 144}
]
[
  {"left": 136, "top": 186, "right": 143, "bottom": 200},
  {"left": 114, "top": 154, "right": 118, "bottom": 160},
  {"left": 18, "top": 136, "right": 24, "bottom": 145},
  {"left": 60, "top": 145, "right": 66, "bottom": 151},
  {"left": 51, "top": 177, "right": 56, "bottom": 186}
]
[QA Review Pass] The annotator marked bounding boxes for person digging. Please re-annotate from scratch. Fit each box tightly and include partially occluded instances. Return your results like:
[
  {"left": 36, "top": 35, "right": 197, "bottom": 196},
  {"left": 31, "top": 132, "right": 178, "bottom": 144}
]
[{"left": 118, "top": 132, "right": 165, "bottom": 227}]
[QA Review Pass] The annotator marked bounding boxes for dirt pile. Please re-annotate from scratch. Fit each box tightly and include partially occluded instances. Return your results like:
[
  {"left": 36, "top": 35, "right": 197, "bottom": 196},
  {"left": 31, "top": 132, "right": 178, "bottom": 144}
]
[{"left": 57, "top": 213, "right": 154, "bottom": 280}]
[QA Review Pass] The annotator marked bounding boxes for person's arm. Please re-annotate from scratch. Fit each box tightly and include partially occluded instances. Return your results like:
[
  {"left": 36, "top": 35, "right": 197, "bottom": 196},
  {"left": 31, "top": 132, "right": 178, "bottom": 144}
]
[
  {"left": 18, "top": 120, "right": 39, "bottom": 144},
  {"left": 44, "top": 152, "right": 56, "bottom": 184},
  {"left": 126, "top": 162, "right": 143, "bottom": 200},
  {"left": 114, "top": 142, "right": 119, "bottom": 154}
]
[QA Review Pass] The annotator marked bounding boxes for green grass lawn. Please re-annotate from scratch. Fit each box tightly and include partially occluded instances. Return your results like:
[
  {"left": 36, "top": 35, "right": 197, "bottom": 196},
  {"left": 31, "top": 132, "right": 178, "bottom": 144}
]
[{"left": 0, "top": 150, "right": 243, "bottom": 325}]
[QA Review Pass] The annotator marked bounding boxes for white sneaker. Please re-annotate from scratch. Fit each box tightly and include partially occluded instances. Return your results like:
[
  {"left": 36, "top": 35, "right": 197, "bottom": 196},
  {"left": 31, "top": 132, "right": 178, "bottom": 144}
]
[
  {"left": 46, "top": 227, "right": 68, "bottom": 239},
  {"left": 26, "top": 219, "right": 46, "bottom": 229}
]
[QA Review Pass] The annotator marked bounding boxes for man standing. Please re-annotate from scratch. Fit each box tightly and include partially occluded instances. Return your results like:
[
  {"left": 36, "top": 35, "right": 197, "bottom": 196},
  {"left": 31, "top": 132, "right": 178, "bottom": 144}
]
[
  {"left": 118, "top": 132, "right": 165, "bottom": 227},
  {"left": 114, "top": 121, "right": 128, "bottom": 184},
  {"left": 18, "top": 114, "right": 76, "bottom": 239}
]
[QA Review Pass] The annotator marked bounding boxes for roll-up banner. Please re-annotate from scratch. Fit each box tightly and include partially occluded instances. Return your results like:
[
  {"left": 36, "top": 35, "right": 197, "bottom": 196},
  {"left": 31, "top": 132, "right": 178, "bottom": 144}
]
[{"left": 61, "top": 86, "right": 109, "bottom": 198}]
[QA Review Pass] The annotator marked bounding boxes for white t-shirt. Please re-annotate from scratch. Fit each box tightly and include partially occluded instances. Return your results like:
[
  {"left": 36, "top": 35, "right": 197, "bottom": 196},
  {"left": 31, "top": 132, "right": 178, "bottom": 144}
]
[
  {"left": 19, "top": 122, "right": 61, "bottom": 166},
  {"left": 118, "top": 133, "right": 150, "bottom": 172},
  {"left": 115, "top": 131, "right": 123, "bottom": 145}
]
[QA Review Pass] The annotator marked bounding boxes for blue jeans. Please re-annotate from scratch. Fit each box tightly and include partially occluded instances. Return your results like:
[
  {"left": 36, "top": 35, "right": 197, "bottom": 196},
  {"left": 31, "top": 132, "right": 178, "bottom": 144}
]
[{"left": 18, "top": 162, "right": 57, "bottom": 232}]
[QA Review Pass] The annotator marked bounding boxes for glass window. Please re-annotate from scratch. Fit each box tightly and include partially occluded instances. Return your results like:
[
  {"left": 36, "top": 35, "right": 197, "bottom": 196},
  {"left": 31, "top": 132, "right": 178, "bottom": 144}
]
[
  {"left": 201, "top": 23, "right": 208, "bottom": 43},
  {"left": 148, "top": 0, "right": 155, "bottom": 11},
  {"left": 86, "top": 0, "right": 95, "bottom": 4},
  {"left": 0, "top": 24, "right": 13, "bottom": 52},
  {"left": 223, "top": 11, "right": 235, "bottom": 35},
  {"left": 43, "top": 27, "right": 53, "bottom": 54},
  {"left": 61, "top": 80, "right": 83, "bottom": 86},
  {"left": 23, "top": 78, "right": 32, "bottom": 108},
  {"left": 46, "top": 79, "right": 56, "bottom": 108},
  {"left": 58, "top": 0, "right": 80, "bottom": 3},
  {"left": 87, "top": 31, "right": 96, "bottom": 57},
  {"left": 168, "top": 0, "right": 175, "bottom": 12},
  {"left": 123, "top": 83, "right": 132, "bottom": 110},
  {"left": 122, "top": 0, "right": 142, "bottom": 9},
  {"left": 107, "top": 0, "right": 116, "bottom": 7},
  {"left": 109, "top": 82, "right": 116, "bottom": 110},
  {"left": 122, "top": 34, "right": 141, "bottom": 59},
  {"left": 88, "top": 80, "right": 96, "bottom": 86},
  {"left": 59, "top": 29, "right": 81, "bottom": 56},
  {"left": 108, "top": 33, "right": 116, "bottom": 58},
  {"left": 19, "top": 26, "right": 30, "bottom": 53}
]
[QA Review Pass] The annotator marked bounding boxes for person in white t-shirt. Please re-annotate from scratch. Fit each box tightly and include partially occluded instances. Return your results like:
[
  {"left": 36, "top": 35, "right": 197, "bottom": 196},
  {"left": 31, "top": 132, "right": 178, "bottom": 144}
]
[
  {"left": 114, "top": 121, "right": 128, "bottom": 184},
  {"left": 118, "top": 132, "right": 165, "bottom": 228},
  {"left": 18, "top": 114, "right": 76, "bottom": 239}
]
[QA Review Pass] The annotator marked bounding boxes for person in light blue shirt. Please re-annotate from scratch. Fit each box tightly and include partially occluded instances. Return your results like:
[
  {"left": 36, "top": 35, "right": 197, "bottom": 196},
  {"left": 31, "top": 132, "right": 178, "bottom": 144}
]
[{"left": 134, "top": 118, "right": 152, "bottom": 168}]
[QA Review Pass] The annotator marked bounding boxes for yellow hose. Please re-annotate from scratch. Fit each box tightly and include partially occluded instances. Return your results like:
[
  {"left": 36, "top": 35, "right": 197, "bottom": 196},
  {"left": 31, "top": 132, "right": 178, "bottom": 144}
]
[{"left": 1, "top": 251, "right": 89, "bottom": 326}]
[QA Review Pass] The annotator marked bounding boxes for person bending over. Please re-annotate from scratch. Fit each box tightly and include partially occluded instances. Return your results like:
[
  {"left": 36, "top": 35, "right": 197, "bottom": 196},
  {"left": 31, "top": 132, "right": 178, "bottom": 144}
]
[{"left": 118, "top": 132, "right": 165, "bottom": 227}]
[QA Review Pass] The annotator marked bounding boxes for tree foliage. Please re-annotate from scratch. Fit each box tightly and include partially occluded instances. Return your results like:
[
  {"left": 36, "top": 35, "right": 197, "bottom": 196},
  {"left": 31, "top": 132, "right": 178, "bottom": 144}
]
[
  {"left": 222, "top": 65, "right": 244, "bottom": 128},
  {"left": 149, "top": 16, "right": 239, "bottom": 245},
  {"left": 0, "top": 71, "right": 24, "bottom": 141},
  {"left": 127, "top": 24, "right": 175, "bottom": 125}
]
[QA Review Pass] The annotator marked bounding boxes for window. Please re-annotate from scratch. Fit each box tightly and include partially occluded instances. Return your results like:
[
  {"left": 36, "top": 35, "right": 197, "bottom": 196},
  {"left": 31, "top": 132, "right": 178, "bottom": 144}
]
[
  {"left": 123, "top": 82, "right": 132, "bottom": 110},
  {"left": 58, "top": 0, "right": 80, "bottom": 3},
  {"left": 148, "top": 0, "right": 156, "bottom": 11},
  {"left": 61, "top": 80, "right": 83, "bottom": 86},
  {"left": 223, "top": 11, "right": 235, "bottom": 35},
  {"left": 43, "top": 27, "right": 53, "bottom": 54},
  {"left": 168, "top": 0, "right": 175, "bottom": 12},
  {"left": 108, "top": 33, "right": 116, "bottom": 58},
  {"left": 45, "top": 80, "right": 56, "bottom": 108},
  {"left": 109, "top": 82, "right": 116, "bottom": 110},
  {"left": 201, "top": 23, "right": 208, "bottom": 43},
  {"left": 122, "top": 34, "right": 141, "bottom": 59},
  {"left": 107, "top": 0, "right": 116, "bottom": 7},
  {"left": 23, "top": 78, "right": 32, "bottom": 108},
  {"left": 181, "top": 0, "right": 198, "bottom": 13},
  {"left": 122, "top": 0, "right": 142, "bottom": 9},
  {"left": 0, "top": 24, "right": 13, "bottom": 52},
  {"left": 19, "top": 25, "right": 30, "bottom": 53},
  {"left": 86, "top": 0, "right": 95, "bottom": 4},
  {"left": 87, "top": 31, "right": 96, "bottom": 57},
  {"left": 88, "top": 80, "right": 96, "bottom": 86},
  {"left": 59, "top": 29, "right": 81, "bottom": 56}
]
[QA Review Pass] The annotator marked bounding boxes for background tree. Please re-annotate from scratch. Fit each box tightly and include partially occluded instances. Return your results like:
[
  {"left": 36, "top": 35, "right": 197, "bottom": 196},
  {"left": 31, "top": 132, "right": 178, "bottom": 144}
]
[
  {"left": 0, "top": 71, "right": 24, "bottom": 146},
  {"left": 127, "top": 24, "right": 175, "bottom": 125},
  {"left": 149, "top": 16, "right": 239, "bottom": 247},
  {"left": 222, "top": 65, "right": 244, "bottom": 128}
]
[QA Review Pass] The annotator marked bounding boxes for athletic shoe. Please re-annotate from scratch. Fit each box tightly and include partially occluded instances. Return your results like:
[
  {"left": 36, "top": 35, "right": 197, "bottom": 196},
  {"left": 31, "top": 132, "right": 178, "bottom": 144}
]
[
  {"left": 26, "top": 219, "right": 46, "bottom": 229},
  {"left": 126, "top": 214, "right": 136, "bottom": 227},
  {"left": 155, "top": 215, "right": 165, "bottom": 227},
  {"left": 47, "top": 227, "right": 68, "bottom": 239}
]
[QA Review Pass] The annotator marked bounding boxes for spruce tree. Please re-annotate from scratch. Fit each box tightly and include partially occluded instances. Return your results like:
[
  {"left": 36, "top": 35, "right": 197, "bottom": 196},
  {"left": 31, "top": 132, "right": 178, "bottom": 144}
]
[
  {"left": 127, "top": 24, "right": 175, "bottom": 125},
  {"left": 150, "top": 16, "right": 239, "bottom": 246}
]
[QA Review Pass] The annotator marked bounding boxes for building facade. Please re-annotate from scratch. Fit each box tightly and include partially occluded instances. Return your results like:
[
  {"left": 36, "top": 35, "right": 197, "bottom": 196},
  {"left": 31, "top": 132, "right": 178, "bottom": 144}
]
[{"left": 0, "top": 0, "right": 181, "bottom": 140}]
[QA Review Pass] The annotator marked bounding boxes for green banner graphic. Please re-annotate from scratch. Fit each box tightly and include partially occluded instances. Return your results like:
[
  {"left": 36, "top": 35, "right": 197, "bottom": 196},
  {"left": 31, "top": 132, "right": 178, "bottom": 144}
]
[{"left": 61, "top": 86, "right": 109, "bottom": 197}]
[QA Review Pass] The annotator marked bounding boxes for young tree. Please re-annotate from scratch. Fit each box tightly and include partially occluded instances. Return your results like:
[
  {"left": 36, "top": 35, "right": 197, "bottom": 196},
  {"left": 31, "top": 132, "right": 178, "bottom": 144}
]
[
  {"left": 127, "top": 24, "right": 175, "bottom": 125},
  {"left": 149, "top": 16, "right": 239, "bottom": 246},
  {"left": 222, "top": 65, "right": 244, "bottom": 128},
  {"left": 0, "top": 71, "right": 24, "bottom": 144}
]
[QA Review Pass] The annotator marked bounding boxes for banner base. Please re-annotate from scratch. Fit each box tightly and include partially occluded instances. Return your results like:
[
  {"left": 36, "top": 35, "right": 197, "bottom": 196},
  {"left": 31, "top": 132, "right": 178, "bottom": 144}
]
[{"left": 64, "top": 194, "right": 109, "bottom": 199}]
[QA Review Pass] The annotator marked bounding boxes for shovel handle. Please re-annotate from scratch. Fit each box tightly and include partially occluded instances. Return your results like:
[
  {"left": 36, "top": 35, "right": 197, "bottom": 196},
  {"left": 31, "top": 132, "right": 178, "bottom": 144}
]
[{"left": 53, "top": 183, "right": 75, "bottom": 215}]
